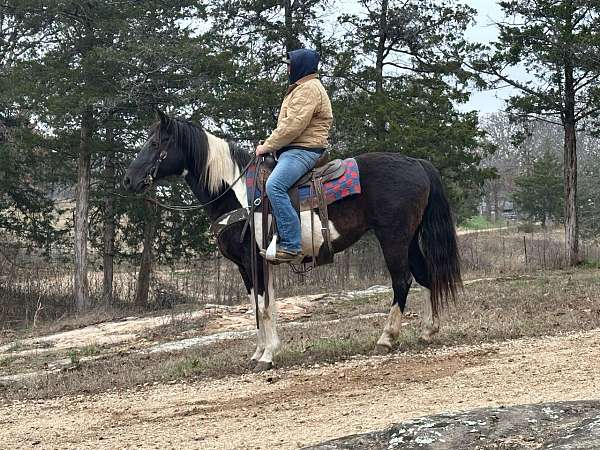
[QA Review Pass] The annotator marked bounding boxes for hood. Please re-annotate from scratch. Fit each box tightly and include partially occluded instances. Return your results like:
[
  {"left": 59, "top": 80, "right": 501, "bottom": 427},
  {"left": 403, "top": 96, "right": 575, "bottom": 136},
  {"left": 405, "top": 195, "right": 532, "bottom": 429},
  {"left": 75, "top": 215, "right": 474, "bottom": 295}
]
[{"left": 288, "top": 48, "right": 320, "bottom": 84}]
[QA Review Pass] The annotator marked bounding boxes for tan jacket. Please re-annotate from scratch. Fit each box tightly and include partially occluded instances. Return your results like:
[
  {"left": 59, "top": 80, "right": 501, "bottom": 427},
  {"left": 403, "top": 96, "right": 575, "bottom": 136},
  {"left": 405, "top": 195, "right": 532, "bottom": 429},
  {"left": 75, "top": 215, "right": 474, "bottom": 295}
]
[{"left": 263, "top": 74, "right": 333, "bottom": 153}]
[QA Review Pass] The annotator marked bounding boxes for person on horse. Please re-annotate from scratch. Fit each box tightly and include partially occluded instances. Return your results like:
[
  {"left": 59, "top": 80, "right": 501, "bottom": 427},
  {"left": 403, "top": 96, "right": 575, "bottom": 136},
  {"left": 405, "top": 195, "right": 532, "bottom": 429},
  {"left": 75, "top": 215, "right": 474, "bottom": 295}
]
[{"left": 255, "top": 48, "right": 333, "bottom": 263}]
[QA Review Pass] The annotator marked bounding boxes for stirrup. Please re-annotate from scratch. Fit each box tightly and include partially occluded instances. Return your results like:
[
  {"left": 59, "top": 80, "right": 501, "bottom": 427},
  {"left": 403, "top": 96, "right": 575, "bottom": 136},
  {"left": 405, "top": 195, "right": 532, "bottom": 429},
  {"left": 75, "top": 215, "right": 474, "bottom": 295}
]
[{"left": 259, "top": 248, "right": 304, "bottom": 265}]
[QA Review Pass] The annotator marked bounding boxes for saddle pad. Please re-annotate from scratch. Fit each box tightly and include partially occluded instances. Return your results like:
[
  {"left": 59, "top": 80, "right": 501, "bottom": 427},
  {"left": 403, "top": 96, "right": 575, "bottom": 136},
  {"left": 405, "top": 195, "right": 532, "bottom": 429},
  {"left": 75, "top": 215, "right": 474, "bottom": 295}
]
[{"left": 245, "top": 158, "right": 361, "bottom": 207}]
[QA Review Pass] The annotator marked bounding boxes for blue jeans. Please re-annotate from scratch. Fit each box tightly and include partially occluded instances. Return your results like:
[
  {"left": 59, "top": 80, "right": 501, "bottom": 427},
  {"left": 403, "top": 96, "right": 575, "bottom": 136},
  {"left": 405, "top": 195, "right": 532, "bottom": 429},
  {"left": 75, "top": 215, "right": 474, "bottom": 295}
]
[{"left": 265, "top": 149, "right": 322, "bottom": 253}]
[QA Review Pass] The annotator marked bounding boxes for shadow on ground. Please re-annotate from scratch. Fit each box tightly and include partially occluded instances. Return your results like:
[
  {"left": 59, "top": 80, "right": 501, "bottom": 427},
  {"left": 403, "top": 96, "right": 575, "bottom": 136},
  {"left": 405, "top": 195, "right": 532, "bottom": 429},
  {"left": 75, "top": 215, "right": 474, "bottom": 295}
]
[{"left": 306, "top": 400, "right": 600, "bottom": 449}]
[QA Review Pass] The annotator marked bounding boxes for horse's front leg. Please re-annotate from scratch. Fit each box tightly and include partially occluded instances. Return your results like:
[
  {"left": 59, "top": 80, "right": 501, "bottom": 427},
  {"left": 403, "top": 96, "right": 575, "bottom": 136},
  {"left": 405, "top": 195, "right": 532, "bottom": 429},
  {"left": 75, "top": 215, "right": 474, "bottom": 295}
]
[
  {"left": 254, "top": 266, "right": 280, "bottom": 372},
  {"left": 248, "top": 289, "right": 266, "bottom": 365},
  {"left": 239, "top": 267, "right": 266, "bottom": 367}
]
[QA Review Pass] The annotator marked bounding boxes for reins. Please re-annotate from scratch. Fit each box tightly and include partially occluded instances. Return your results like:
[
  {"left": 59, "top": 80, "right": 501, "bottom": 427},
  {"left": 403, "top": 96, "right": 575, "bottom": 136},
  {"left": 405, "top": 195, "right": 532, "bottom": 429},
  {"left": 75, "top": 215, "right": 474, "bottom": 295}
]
[
  {"left": 143, "top": 155, "right": 256, "bottom": 212},
  {"left": 129, "top": 124, "right": 268, "bottom": 330}
]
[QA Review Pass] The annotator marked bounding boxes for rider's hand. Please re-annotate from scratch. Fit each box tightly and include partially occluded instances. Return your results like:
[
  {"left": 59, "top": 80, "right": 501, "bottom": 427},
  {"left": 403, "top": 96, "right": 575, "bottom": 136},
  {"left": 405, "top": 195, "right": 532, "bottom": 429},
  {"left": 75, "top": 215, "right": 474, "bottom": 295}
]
[{"left": 255, "top": 144, "right": 269, "bottom": 156}]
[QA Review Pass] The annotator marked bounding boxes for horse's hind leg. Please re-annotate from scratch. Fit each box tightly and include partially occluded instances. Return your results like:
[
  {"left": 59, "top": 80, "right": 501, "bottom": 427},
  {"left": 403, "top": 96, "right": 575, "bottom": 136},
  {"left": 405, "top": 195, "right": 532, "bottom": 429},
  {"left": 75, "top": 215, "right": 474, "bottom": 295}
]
[
  {"left": 375, "top": 233, "right": 413, "bottom": 353},
  {"left": 421, "top": 297, "right": 439, "bottom": 342},
  {"left": 409, "top": 236, "right": 439, "bottom": 341}
]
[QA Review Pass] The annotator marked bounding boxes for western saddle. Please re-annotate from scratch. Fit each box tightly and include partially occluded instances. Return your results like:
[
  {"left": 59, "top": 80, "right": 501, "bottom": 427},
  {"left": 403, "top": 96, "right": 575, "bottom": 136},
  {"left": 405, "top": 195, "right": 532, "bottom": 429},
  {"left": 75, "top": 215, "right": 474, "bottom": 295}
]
[{"left": 255, "top": 152, "right": 344, "bottom": 265}]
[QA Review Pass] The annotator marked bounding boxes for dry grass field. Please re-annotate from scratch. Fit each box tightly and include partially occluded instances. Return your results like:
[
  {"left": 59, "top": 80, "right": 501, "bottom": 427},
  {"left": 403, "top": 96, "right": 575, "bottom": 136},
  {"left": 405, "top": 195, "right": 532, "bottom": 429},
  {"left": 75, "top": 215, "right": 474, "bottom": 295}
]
[{"left": 0, "top": 228, "right": 599, "bottom": 448}]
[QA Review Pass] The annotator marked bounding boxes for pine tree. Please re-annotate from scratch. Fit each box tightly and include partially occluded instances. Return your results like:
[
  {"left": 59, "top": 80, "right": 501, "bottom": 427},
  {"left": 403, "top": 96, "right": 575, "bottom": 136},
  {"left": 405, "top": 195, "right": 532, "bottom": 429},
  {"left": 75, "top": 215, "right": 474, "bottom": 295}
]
[
  {"left": 5, "top": 1, "right": 208, "bottom": 309},
  {"left": 204, "top": 0, "right": 332, "bottom": 140},
  {"left": 473, "top": 0, "right": 600, "bottom": 264},
  {"left": 0, "top": 2, "right": 60, "bottom": 251},
  {"left": 333, "top": 0, "right": 493, "bottom": 218},
  {"left": 513, "top": 151, "right": 564, "bottom": 227}
]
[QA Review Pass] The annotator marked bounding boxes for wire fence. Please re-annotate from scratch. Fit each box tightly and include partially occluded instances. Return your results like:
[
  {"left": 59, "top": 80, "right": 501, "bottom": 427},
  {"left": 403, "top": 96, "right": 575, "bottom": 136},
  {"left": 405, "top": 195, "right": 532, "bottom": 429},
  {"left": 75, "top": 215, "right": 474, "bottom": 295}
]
[{"left": 1, "top": 227, "right": 599, "bottom": 329}]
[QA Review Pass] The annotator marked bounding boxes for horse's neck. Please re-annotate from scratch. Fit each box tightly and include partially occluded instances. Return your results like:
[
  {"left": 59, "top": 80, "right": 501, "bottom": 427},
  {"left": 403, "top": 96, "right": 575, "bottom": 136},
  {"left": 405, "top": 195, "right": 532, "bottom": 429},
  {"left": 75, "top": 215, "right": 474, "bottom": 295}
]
[
  {"left": 182, "top": 130, "right": 247, "bottom": 222},
  {"left": 184, "top": 172, "right": 242, "bottom": 223}
]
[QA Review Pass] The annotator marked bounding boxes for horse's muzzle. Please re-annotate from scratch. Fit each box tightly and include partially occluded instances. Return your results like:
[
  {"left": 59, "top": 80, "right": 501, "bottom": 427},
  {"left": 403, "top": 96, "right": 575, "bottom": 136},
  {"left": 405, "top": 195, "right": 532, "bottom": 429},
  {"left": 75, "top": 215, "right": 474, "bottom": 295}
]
[{"left": 122, "top": 175, "right": 145, "bottom": 193}]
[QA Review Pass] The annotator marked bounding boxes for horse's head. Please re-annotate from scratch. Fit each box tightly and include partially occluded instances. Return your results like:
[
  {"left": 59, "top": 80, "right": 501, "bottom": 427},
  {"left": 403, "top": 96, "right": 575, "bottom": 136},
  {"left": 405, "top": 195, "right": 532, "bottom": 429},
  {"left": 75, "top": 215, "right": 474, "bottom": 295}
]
[{"left": 123, "top": 111, "right": 185, "bottom": 192}]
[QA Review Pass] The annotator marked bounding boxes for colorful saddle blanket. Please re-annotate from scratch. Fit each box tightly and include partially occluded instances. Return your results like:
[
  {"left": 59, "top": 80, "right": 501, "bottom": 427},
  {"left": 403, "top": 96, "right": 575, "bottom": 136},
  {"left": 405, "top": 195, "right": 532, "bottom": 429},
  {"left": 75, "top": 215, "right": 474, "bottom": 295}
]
[{"left": 245, "top": 158, "right": 361, "bottom": 206}]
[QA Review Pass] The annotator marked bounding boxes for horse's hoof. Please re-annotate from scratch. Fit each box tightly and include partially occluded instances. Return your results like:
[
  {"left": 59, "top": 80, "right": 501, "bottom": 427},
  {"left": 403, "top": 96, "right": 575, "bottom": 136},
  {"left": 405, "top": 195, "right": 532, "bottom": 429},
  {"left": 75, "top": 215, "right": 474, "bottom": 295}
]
[
  {"left": 253, "top": 361, "right": 273, "bottom": 373},
  {"left": 374, "top": 344, "right": 392, "bottom": 355},
  {"left": 420, "top": 330, "right": 437, "bottom": 343},
  {"left": 247, "top": 359, "right": 259, "bottom": 370}
]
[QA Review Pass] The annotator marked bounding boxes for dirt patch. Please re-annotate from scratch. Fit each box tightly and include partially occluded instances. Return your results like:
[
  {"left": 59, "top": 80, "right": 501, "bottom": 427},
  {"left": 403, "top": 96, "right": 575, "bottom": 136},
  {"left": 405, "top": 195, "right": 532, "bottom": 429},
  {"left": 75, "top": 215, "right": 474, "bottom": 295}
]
[
  {"left": 0, "top": 294, "right": 324, "bottom": 359},
  {"left": 2, "top": 270, "right": 600, "bottom": 399},
  {"left": 1, "top": 329, "right": 599, "bottom": 449}
]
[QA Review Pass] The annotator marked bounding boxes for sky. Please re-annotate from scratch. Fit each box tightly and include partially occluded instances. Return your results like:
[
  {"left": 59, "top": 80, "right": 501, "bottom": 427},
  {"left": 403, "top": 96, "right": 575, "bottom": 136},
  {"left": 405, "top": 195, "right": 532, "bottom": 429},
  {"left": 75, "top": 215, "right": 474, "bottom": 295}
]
[
  {"left": 333, "top": 0, "right": 525, "bottom": 116},
  {"left": 462, "top": 0, "right": 512, "bottom": 114}
]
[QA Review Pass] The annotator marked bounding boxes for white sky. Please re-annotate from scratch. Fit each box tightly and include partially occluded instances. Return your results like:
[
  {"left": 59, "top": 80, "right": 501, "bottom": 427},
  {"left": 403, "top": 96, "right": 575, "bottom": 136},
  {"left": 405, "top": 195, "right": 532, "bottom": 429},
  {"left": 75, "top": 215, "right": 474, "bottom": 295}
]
[
  {"left": 462, "top": 0, "right": 512, "bottom": 115},
  {"left": 332, "top": 0, "right": 520, "bottom": 116}
]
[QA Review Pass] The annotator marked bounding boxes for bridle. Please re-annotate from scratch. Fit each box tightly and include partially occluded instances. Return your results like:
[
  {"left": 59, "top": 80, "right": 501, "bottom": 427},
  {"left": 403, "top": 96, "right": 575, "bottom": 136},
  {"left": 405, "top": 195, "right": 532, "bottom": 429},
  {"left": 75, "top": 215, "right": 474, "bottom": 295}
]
[
  {"left": 140, "top": 127, "right": 257, "bottom": 211},
  {"left": 144, "top": 129, "right": 172, "bottom": 186}
]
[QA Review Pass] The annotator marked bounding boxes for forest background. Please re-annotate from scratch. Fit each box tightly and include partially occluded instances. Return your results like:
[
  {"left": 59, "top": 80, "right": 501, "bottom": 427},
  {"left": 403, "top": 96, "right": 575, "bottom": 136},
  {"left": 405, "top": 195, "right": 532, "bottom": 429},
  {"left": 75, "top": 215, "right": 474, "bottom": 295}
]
[{"left": 1, "top": 0, "right": 599, "bottom": 323}]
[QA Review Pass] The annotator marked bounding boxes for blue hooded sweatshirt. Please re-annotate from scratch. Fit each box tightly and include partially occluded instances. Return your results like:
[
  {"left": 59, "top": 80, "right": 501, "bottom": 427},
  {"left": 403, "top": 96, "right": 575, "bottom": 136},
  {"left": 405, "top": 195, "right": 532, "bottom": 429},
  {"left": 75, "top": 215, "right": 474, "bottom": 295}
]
[{"left": 287, "top": 48, "right": 320, "bottom": 84}]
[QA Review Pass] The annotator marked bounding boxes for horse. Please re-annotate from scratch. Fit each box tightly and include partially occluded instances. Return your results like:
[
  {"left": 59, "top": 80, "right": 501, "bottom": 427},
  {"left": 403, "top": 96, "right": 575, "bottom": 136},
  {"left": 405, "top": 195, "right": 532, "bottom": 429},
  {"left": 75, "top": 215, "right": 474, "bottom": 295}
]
[{"left": 123, "top": 112, "right": 462, "bottom": 372}]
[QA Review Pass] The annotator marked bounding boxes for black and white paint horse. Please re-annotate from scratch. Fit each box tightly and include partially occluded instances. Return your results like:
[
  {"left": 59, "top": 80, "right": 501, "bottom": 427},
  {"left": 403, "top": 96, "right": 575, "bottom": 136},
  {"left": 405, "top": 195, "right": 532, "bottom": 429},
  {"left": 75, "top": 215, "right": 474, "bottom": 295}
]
[{"left": 124, "top": 113, "right": 462, "bottom": 371}]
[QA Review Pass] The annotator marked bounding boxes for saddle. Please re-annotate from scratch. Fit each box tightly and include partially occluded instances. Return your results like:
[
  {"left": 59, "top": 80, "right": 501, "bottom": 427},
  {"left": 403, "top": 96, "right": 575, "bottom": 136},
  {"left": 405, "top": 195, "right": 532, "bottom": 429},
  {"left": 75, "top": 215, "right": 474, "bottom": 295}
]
[{"left": 256, "top": 152, "right": 345, "bottom": 265}]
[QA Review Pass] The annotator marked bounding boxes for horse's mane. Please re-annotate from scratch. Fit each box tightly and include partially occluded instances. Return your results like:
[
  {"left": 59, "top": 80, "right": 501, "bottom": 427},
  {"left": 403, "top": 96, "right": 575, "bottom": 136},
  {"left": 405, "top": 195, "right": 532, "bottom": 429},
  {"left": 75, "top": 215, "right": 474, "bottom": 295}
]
[{"left": 155, "top": 117, "right": 251, "bottom": 193}]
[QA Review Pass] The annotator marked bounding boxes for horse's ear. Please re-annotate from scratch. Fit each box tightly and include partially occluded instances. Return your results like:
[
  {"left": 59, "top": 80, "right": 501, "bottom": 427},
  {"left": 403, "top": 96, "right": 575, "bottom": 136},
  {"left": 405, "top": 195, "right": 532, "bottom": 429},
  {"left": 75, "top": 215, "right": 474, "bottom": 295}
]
[{"left": 155, "top": 109, "right": 168, "bottom": 127}]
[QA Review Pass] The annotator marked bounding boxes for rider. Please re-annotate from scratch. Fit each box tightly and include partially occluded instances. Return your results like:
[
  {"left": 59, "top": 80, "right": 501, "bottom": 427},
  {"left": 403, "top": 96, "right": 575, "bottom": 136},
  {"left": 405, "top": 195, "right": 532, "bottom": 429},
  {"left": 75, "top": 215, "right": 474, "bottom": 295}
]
[{"left": 256, "top": 48, "right": 333, "bottom": 263}]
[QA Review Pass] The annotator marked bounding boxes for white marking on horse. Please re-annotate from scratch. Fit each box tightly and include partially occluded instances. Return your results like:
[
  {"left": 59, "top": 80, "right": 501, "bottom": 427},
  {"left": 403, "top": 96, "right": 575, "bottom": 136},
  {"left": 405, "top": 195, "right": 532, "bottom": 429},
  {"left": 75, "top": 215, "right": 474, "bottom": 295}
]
[
  {"left": 253, "top": 211, "right": 340, "bottom": 255},
  {"left": 248, "top": 289, "right": 265, "bottom": 361},
  {"left": 257, "top": 268, "right": 280, "bottom": 364},
  {"left": 204, "top": 132, "right": 248, "bottom": 208},
  {"left": 377, "top": 304, "right": 403, "bottom": 349}
]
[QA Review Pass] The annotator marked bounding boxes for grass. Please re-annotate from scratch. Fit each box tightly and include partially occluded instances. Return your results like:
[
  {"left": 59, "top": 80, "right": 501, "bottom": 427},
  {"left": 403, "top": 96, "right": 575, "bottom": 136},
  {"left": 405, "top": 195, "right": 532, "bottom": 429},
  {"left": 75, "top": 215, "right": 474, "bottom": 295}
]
[
  {"left": 579, "top": 259, "right": 600, "bottom": 269},
  {"left": 460, "top": 215, "right": 497, "bottom": 230},
  {"left": 0, "top": 355, "right": 17, "bottom": 368},
  {"left": 67, "top": 344, "right": 101, "bottom": 365},
  {"left": 1, "top": 255, "right": 600, "bottom": 401},
  {"left": 141, "top": 311, "right": 210, "bottom": 343},
  {"left": 276, "top": 335, "right": 379, "bottom": 367}
]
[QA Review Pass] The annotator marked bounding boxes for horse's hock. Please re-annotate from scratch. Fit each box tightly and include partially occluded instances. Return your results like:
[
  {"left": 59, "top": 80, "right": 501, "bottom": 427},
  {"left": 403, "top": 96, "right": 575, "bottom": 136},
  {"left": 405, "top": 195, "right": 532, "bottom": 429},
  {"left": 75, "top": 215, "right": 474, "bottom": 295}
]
[{"left": 306, "top": 400, "right": 600, "bottom": 449}]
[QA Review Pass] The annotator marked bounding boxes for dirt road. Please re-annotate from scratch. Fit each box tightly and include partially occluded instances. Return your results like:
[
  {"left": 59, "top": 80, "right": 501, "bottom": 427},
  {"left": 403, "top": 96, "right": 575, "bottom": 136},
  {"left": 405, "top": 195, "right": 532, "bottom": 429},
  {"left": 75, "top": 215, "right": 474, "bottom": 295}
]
[{"left": 1, "top": 328, "right": 599, "bottom": 449}]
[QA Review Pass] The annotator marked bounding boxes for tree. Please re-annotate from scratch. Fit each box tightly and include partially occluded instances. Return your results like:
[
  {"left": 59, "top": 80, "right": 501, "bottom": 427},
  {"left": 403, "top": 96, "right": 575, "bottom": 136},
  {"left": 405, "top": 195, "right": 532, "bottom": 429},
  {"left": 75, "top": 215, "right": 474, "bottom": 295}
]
[
  {"left": 204, "top": 0, "right": 332, "bottom": 140},
  {"left": 333, "top": 0, "right": 494, "bottom": 219},
  {"left": 473, "top": 1, "right": 600, "bottom": 264},
  {"left": 0, "top": 2, "right": 62, "bottom": 251},
  {"left": 479, "top": 114, "right": 566, "bottom": 222},
  {"left": 0, "top": 117, "right": 60, "bottom": 250},
  {"left": 5, "top": 1, "right": 207, "bottom": 310},
  {"left": 513, "top": 150, "right": 564, "bottom": 227},
  {"left": 578, "top": 131, "right": 600, "bottom": 242}
]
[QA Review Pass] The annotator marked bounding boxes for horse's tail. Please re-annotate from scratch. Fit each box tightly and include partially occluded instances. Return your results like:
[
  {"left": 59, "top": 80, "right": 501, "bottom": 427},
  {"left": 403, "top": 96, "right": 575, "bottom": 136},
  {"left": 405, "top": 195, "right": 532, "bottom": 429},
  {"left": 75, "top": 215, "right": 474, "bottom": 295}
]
[{"left": 417, "top": 160, "right": 462, "bottom": 317}]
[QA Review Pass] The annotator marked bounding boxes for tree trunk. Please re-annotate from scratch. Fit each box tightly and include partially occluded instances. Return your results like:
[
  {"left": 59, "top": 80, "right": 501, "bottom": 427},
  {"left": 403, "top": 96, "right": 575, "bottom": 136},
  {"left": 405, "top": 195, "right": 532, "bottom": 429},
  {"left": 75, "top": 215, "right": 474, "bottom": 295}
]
[
  {"left": 563, "top": 56, "right": 579, "bottom": 265},
  {"left": 282, "top": 0, "right": 302, "bottom": 53},
  {"left": 102, "top": 125, "right": 116, "bottom": 306},
  {"left": 74, "top": 108, "right": 93, "bottom": 311},
  {"left": 374, "top": 0, "right": 389, "bottom": 141},
  {"left": 375, "top": 0, "right": 388, "bottom": 96},
  {"left": 563, "top": 119, "right": 578, "bottom": 264},
  {"left": 134, "top": 200, "right": 157, "bottom": 308}
]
